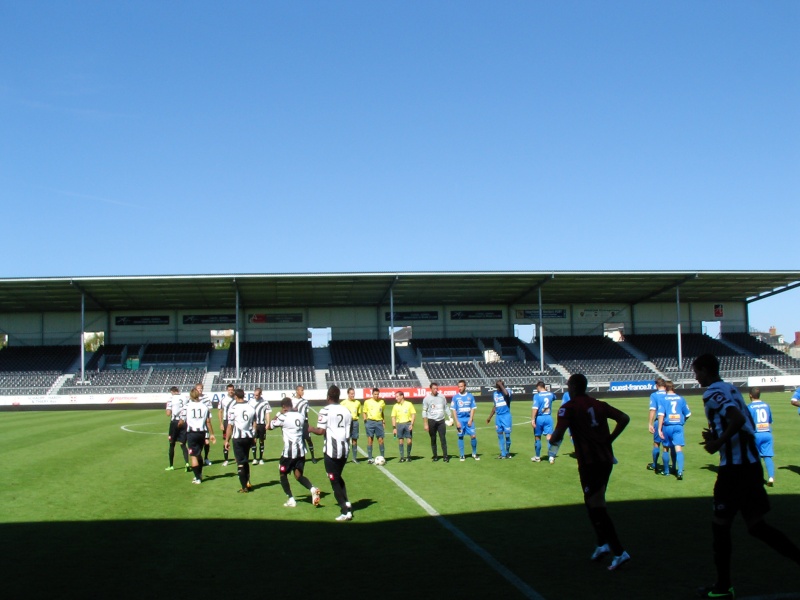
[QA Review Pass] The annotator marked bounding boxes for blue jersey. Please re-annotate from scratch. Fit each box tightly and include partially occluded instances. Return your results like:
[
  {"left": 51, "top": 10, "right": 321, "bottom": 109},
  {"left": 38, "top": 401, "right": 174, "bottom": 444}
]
[
  {"left": 748, "top": 400, "right": 773, "bottom": 434},
  {"left": 451, "top": 393, "right": 477, "bottom": 419},
  {"left": 492, "top": 389, "right": 512, "bottom": 416},
  {"left": 532, "top": 391, "right": 555, "bottom": 417},
  {"left": 657, "top": 392, "right": 691, "bottom": 427},
  {"left": 792, "top": 387, "right": 800, "bottom": 415},
  {"left": 649, "top": 389, "right": 666, "bottom": 412},
  {"left": 561, "top": 392, "right": 570, "bottom": 405}
]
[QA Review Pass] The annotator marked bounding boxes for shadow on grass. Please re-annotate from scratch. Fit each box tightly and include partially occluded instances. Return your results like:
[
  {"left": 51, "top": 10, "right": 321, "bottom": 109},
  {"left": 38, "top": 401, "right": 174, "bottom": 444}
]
[
  {"left": 779, "top": 464, "right": 800, "bottom": 478},
  {"left": 4, "top": 496, "right": 800, "bottom": 600}
]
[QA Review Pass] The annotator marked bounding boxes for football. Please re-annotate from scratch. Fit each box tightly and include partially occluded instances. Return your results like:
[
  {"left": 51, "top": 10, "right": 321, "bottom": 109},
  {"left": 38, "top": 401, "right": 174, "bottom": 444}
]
[
  {"left": 445, "top": 418, "right": 454, "bottom": 427},
  {"left": 374, "top": 455, "right": 386, "bottom": 466}
]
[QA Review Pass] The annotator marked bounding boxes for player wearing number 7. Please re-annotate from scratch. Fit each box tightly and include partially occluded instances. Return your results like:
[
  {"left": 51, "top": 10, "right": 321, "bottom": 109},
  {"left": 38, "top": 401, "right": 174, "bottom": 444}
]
[
  {"left": 656, "top": 381, "right": 691, "bottom": 479},
  {"left": 549, "top": 373, "right": 631, "bottom": 571}
]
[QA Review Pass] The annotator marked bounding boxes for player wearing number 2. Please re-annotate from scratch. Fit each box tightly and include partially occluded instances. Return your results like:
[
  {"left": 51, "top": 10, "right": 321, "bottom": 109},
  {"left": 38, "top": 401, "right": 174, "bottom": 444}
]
[
  {"left": 309, "top": 385, "right": 354, "bottom": 521},
  {"left": 549, "top": 373, "right": 631, "bottom": 571},
  {"left": 747, "top": 387, "right": 775, "bottom": 486}
]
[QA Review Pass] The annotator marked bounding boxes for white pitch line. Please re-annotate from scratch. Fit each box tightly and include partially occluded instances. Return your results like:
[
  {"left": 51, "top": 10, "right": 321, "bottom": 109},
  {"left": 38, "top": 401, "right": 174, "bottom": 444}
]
[
  {"left": 306, "top": 407, "right": 545, "bottom": 600},
  {"left": 121, "top": 423, "right": 165, "bottom": 435},
  {"left": 377, "top": 464, "right": 547, "bottom": 600}
]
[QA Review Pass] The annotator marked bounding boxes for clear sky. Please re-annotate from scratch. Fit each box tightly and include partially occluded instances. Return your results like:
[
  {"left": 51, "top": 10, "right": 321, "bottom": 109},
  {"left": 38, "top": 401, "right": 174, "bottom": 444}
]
[{"left": 2, "top": 1, "right": 798, "bottom": 337}]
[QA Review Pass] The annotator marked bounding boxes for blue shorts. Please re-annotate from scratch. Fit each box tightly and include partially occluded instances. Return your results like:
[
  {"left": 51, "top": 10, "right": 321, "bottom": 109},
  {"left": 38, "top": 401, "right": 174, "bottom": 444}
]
[
  {"left": 456, "top": 416, "right": 475, "bottom": 437},
  {"left": 350, "top": 420, "right": 360, "bottom": 440},
  {"left": 660, "top": 425, "right": 685, "bottom": 448},
  {"left": 495, "top": 413, "right": 512, "bottom": 434},
  {"left": 755, "top": 432, "right": 774, "bottom": 458},
  {"left": 653, "top": 429, "right": 662, "bottom": 444},
  {"left": 534, "top": 415, "right": 553, "bottom": 436}
]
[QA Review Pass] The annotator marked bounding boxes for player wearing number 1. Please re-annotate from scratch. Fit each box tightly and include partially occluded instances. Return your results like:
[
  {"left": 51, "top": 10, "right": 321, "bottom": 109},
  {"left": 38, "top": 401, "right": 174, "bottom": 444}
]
[
  {"left": 309, "top": 385, "right": 354, "bottom": 521},
  {"left": 748, "top": 388, "right": 775, "bottom": 486},
  {"left": 549, "top": 373, "right": 631, "bottom": 571}
]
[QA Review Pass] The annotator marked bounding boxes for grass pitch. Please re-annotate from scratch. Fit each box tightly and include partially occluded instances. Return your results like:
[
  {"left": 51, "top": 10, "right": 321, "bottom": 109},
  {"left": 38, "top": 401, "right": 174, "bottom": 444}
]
[{"left": 2, "top": 393, "right": 800, "bottom": 599}]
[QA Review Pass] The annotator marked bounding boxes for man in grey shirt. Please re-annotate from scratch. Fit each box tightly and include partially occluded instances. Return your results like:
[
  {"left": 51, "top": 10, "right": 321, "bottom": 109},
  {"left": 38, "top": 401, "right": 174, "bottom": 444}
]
[{"left": 422, "top": 383, "right": 451, "bottom": 462}]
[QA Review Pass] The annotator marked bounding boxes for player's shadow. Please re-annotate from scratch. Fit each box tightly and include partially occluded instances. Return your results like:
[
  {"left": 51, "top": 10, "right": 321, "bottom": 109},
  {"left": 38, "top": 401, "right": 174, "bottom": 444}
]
[
  {"left": 250, "top": 480, "right": 280, "bottom": 490},
  {"left": 203, "top": 472, "right": 236, "bottom": 481},
  {"left": 351, "top": 498, "right": 377, "bottom": 511},
  {"left": 778, "top": 464, "right": 800, "bottom": 477},
  {"left": 699, "top": 463, "right": 719, "bottom": 473}
]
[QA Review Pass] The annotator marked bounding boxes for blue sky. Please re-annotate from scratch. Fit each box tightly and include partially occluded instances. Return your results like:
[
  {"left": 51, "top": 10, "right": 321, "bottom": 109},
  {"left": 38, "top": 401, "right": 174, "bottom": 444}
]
[{"left": 1, "top": 1, "right": 798, "bottom": 337}]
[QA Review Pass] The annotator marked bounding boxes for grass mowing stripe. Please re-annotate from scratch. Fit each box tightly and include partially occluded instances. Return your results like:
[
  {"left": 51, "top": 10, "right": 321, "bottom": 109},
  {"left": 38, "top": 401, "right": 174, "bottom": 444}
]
[{"left": 309, "top": 406, "right": 547, "bottom": 600}]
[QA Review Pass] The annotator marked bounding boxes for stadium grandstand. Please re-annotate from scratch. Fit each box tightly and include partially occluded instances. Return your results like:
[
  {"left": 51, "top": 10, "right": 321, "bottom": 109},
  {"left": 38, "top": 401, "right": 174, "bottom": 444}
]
[{"left": 1, "top": 270, "right": 799, "bottom": 405}]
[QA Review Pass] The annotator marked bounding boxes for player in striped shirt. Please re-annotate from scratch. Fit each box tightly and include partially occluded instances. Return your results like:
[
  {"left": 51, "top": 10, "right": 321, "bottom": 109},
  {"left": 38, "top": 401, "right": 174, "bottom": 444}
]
[
  {"left": 224, "top": 388, "right": 256, "bottom": 493},
  {"left": 194, "top": 382, "right": 213, "bottom": 466},
  {"left": 250, "top": 387, "right": 271, "bottom": 465},
  {"left": 165, "top": 386, "right": 189, "bottom": 472},
  {"left": 270, "top": 397, "right": 320, "bottom": 508},
  {"left": 219, "top": 384, "right": 236, "bottom": 466},
  {"left": 693, "top": 354, "right": 800, "bottom": 599},
  {"left": 179, "top": 388, "right": 217, "bottom": 484},
  {"left": 309, "top": 385, "right": 354, "bottom": 521},
  {"left": 292, "top": 385, "right": 317, "bottom": 464},
  {"left": 341, "top": 387, "right": 362, "bottom": 463}
]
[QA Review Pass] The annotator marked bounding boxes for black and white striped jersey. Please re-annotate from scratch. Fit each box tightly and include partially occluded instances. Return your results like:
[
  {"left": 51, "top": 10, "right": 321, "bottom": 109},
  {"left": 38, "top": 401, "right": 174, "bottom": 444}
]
[
  {"left": 227, "top": 402, "right": 255, "bottom": 439},
  {"left": 316, "top": 403, "right": 352, "bottom": 460},
  {"left": 292, "top": 397, "right": 309, "bottom": 422},
  {"left": 253, "top": 399, "right": 272, "bottom": 425},
  {"left": 703, "top": 381, "right": 758, "bottom": 467},
  {"left": 166, "top": 396, "right": 186, "bottom": 421},
  {"left": 271, "top": 410, "right": 306, "bottom": 459},
  {"left": 199, "top": 393, "right": 212, "bottom": 411},
  {"left": 181, "top": 401, "right": 211, "bottom": 432},
  {"left": 221, "top": 396, "right": 237, "bottom": 421}
]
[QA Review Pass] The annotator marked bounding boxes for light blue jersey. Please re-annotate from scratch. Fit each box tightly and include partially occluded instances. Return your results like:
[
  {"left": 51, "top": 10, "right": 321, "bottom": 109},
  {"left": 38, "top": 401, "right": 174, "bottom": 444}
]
[
  {"left": 560, "top": 392, "right": 570, "bottom": 405},
  {"left": 649, "top": 389, "right": 667, "bottom": 443},
  {"left": 451, "top": 393, "right": 477, "bottom": 419},
  {"left": 792, "top": 387, "right": 800, "bottom": 415},
  {"left": 492, "top": 389, "right": 512, "bottom": 416},
  {"left": 532, "top": 391, "right": 555, "bottom": 416},
  {"left": 658, "top": 392, "right": 691, "bottom": 427},
  {"left": 748, "top": 400, "right": 773, "bottom": 434}
]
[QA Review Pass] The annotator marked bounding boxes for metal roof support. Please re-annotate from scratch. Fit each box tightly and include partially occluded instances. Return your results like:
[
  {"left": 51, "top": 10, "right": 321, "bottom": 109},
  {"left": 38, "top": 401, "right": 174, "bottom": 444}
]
[
  {"left": 388, "top": 277, "right": 398, "bottom": 377},
  {"left": 538, "top": 287, "right": 545, "bottom": 373},
  {"left": 676, "top": 286, "right": 683, "bottom": 369},
  {"left": 80, "top": 292, "right": 85, "bottom": 384},
  {"left": 632, "top": 273, "right": 698, "bottom": 305},
  {"left": 745, "top": 280, "right": 800, "bottom": 304},
  {"left": 510, "top": 274, "right": 554, "bottom": 305},
  {"left": 233, "top": 279, "right": 241, "bottom": 381}
]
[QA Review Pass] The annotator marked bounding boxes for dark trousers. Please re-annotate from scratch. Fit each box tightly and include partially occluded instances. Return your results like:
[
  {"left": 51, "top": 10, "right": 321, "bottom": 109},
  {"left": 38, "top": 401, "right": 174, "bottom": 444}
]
[{"left": 428, "top": 419, "right": 447, "bottom": 457}]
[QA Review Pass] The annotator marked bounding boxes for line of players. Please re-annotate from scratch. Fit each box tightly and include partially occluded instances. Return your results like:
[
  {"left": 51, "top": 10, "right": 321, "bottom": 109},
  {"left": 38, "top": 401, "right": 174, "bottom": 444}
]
[{"left": 645, "top": 377, "right": 780, "bottom": 485}]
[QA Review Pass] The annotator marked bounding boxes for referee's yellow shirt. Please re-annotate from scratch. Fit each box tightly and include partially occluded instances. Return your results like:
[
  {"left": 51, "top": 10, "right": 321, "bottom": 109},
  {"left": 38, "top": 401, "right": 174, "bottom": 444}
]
[
  {"left": 341, "top": 398, "right": 362, "bottom": 420},
  {"left": 363, "top": 398, "right": 385, "bottom": 421},
  {"left": 391, "top": 402, "right": 416, "bottom": 424}
]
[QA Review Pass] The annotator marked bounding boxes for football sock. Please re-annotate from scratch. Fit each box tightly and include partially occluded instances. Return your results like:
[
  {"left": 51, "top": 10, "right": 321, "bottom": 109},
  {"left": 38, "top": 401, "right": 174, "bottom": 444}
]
[
  {"left": 204, "top": 445, "right": 209, "bottom": 460},
  {"left": 548, "top": 442, "right": 559, "bottom": 459},
  {"left": 712, "top": 521, "right": 733, "bottom": 588},
  {"left": 535, "top": 438, "right": 542, "bottom": 458},
  {"left": 497, "top": 433, "right": 506, "bottom": 455},
  {"left": 651, "top": 446, "right": 659, "bottom": 467},
  {"left": 407, "top": 442, "right": 412, "bottom": 457},
  {"left": 588, "top": 506, "right": 624, "bottom": 556},
  {"left": 351, "top": 445, "right": 358, "bottom": 460},
  {"left": 379, "top": 443, "right": 385, "bottom": 457},
  {"left": 661, "top": 450, "right": 671, "bottom": 475},
  {"left": 458, "top": 438, "right": 465, "bottom": 456},
  {"left": 367, "top": 446, "right": 373, "bottom": 459},
  {"left": 763, "top": 457, "right": 775, "bottom": 479},
  {"left": 504, "top": 433, "right": 511, "bottom": 454},
  {"left": 168, "top": 443, "right": 175, "bottom": 467},
  {"left": 223, "top": 448, "right": 229, "bottom": 461},
  {"left": 297, "top": 475, "right": 313, "bottom": 491},
  {"left": 748, "top": 520, "right": 800, "bottom": 565},
  {"left": 670, "top": 447, "right": 677, "bottom": 471},
  {"left": 471, "top": 438, "right": 477, "bottom": 454},
  {"left": 279, "top": 474, "right": 292, "bottom": 497},
  {"left": 676, "top": 451, "right": 684, "bottom": 473},
  {"left": 192, "top": 465, "right": 202, "bottom": 480},
  {"left": 398, "top": 444, "right": 404, "bottom": 458},
  {"left": 180, "top": 444, "right": 188, "bottom": 464}
]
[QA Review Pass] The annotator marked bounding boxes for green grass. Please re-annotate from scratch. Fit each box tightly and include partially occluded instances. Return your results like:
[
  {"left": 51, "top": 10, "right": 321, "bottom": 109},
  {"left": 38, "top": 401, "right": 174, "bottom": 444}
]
[{"left": 2, "top": 393, "right": 800, "bottom": 599}]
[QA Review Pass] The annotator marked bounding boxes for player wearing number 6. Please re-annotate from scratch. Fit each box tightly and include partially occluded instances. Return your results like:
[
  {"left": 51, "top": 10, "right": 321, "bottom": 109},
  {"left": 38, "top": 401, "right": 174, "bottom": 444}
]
[
  {"left": 309, "top": 385, "right": 354, "bottom": 521},
  {"left": 549, "top": 373, "right": 631, "bottom": 571},
  {"left": 747, "top": 388, "right": 775, "bottom": 486}
]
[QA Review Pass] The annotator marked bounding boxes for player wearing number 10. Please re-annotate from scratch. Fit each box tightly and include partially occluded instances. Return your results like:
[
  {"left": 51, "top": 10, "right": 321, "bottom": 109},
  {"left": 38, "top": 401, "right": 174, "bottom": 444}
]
[{"left": 748, "top": 388, "right": 775, "bottom": 486}]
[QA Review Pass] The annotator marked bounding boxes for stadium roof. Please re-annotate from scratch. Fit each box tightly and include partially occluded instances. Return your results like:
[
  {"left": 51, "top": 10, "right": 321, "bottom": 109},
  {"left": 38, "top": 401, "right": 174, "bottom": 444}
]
[{"left": 0, "top": 271, "right": 799, "bottom": 313}]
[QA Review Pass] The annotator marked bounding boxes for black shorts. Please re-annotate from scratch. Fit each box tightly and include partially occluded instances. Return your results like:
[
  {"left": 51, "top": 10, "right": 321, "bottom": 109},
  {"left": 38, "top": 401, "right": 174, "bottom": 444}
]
[
  {"left": 280, "top": 456, "right": 306, "bottom": 475},
  {"left": 578, "top": 462, "right": 614, "bottom": 500},
  {"left": 254, "top": 424, "right": 267, "bottom": 441},
  {"left": 324, "top": 455, "right": 347, "bottom": 483},
  {"left": 232, "top": 438, "right": 254, "bottom": 465},
  {"left": 714, "top": 462, "right": 770, "bottom": 521},
  {"left": 168, "top": 420, "right": 187, "bottom": 444},
  {"left": 187, "top": 431, "right": 206, "bottom": 458}
]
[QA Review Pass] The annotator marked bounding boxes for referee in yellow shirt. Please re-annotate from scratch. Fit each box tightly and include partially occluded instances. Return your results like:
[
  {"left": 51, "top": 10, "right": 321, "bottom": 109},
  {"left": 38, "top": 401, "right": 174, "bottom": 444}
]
[
  {"left": 391, "top": 391, "right": 416, "bottom": 462},
  {"left": 363, "top": 387, "right": 386, "bottom": 464},
  {"left": 341, "top": 387, "right": 362, "bottom": 463}
]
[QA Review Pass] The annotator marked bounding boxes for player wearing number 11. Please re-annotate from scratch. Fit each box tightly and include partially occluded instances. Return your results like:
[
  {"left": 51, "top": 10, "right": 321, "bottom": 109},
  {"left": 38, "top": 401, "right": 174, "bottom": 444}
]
[{"left": 549, "top": 373, "right": 631, "bottom": 571}]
